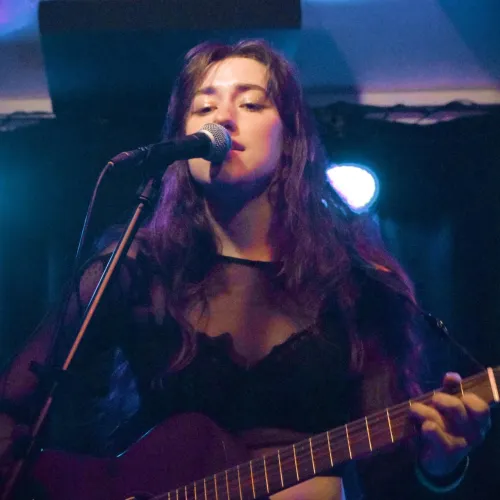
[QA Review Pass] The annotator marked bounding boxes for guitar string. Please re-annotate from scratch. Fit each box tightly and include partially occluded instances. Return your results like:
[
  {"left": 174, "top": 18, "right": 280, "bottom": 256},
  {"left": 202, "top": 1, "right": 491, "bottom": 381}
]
[
  {"left": 217, "top": 419, "right": 409, "bottom": 482},
  {"left": 287, "top": 372, "right": 483, "bottom": 456},
  {"left": 150, "top": 372, "right": 491, "bottom": 500},
  {"left": 156, "top": 381, "right": 489, "bottom": 500},
  {"left": 308, "top": 371, "right": 488, "bottom": 447},
  {"left": 148, "top": 371, "right": 491, "bottom": 500},
  {"left": 263, "top": 368, "right": 490, "bottom": 477},
  {"left": 152, "top": 419, "right": 441, "bottom": 500}
]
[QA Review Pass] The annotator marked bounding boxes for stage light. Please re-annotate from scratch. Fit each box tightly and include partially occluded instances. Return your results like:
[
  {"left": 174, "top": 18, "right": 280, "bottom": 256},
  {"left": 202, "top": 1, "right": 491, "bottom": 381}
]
[{"left": 327, "top": 163, "right": 379, "bottom": 212}]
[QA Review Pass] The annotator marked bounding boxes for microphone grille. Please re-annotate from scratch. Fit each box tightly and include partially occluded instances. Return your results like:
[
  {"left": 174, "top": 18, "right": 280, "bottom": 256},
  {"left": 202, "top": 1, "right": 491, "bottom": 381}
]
[{"left": 200, "top": 123, "right": 232, "bottom": 163}]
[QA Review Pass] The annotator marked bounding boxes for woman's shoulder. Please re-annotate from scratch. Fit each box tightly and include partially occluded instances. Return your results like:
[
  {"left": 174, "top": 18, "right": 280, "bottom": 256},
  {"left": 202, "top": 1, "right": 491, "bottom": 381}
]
[
  {"left": 93, "top": 226, "right": 153, "bottom": 260},
  {"left": 77, "top": 231, "right": 162, "bottom": 305}
]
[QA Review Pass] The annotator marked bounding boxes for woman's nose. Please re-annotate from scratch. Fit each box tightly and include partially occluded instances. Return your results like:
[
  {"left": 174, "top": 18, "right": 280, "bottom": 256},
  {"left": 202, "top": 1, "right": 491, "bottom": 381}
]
[{"left": 213, "top": 104, "right": 237, "bottom": 132}]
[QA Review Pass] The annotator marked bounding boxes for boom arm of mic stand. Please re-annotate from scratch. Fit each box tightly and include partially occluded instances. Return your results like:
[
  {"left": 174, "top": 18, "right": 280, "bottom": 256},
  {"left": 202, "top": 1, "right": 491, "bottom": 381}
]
[{"left": 1, "top": 176, "right": 160, "bottom": 500}]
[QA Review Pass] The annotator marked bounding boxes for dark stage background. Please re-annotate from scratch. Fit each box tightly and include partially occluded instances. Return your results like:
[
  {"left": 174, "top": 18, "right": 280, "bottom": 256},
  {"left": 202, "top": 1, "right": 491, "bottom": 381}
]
[{"left": 0, "top": 105, "right": 499, "bottom": 498}]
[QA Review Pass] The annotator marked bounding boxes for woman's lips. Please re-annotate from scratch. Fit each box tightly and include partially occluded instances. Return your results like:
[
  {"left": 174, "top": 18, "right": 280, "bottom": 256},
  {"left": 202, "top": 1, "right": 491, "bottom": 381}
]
[{"left": 231, "top": 141, "right": 245, "bottom": 151}]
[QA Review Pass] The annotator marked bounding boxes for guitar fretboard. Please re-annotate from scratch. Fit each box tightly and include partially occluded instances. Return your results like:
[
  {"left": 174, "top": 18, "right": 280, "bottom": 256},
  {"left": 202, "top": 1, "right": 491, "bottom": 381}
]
[{"left": 157, "top": 367, "right": 499, "bottom": 500}]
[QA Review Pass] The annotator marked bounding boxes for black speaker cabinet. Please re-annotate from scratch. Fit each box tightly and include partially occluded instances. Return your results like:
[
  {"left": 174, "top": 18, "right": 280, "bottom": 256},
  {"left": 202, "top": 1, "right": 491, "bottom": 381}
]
[{"left": 38, "top": 0, "right": 301, "bottom": 122}]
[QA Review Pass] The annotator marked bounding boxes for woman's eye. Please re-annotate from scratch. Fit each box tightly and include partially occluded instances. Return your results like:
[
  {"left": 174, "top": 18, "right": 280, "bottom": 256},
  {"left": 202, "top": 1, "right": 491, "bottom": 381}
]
[
  {"left": 192, "top": 102, "right": 264, "bottom": 115},
  {"left": 242, "top": 103, "right": 264, "bottom": 111},
  {"left": 194, "top": 106, "right": 213, "bottom": 115}
]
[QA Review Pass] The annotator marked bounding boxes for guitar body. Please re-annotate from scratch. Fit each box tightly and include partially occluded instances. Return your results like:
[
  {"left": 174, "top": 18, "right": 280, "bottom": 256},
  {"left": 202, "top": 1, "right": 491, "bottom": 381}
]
[
  {"left": 27, "top": 413, "right": 249, "bottom": 500},
  {"left": 9, "top": 367, "right": 498, "bottom": 500}
]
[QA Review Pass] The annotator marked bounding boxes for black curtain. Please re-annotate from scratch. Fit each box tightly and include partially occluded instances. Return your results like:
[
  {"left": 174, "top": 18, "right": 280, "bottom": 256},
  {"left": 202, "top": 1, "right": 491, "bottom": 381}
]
[{"left": 0, "top": 107, "right": 499, "bottom": 498}]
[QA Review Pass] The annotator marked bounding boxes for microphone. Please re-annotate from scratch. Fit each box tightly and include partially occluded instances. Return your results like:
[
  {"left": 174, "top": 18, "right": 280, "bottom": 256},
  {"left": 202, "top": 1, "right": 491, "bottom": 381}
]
[{"left": 108, "top": 123, "right": 232, "bottom": 172}]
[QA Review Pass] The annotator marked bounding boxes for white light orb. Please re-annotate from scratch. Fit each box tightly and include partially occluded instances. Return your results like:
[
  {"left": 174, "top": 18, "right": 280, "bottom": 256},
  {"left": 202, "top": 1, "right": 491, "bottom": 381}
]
[{"left": 327, "top": 164, "right": 379, "bottom": 212}]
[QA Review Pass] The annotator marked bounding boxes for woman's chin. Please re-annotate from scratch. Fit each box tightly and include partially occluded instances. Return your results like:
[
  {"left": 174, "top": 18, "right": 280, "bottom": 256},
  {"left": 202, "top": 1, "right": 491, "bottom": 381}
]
[
  {"left": 208, "top": 163, "right": 248, "bottom": 184},
  {"left": 206, "top": 161, "right": 273, "bottom": 191}
]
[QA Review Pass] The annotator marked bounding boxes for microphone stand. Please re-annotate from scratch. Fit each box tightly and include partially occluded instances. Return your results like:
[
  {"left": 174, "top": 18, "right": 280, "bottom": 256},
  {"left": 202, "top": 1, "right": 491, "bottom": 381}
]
[{"left": 1, "top": 174, "right": 161, "bottom": 500}]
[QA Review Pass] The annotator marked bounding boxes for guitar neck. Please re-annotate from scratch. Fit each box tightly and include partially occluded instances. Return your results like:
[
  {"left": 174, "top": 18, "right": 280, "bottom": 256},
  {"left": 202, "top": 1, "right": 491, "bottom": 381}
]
[{"left": 161, "top": 367, "right": 499, "bottom": 500}]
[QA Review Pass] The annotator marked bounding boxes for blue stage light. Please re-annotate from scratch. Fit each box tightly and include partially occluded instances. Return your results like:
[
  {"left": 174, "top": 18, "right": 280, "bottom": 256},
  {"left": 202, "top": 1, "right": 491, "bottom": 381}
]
[{"left": 327, "top": 163, "right": 379, "bottom": 212}]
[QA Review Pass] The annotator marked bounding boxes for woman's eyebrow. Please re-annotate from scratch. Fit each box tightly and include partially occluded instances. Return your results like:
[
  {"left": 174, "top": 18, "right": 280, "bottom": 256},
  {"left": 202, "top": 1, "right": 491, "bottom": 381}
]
[{"left": 194, "top": 83, "right": 267, "bottom": 97}]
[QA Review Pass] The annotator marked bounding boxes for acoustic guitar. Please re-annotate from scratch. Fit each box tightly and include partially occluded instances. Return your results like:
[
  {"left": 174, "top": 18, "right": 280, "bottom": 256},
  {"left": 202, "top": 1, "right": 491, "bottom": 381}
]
[{"left": 9, "top": 367, "right": 500, "bottom": 500}]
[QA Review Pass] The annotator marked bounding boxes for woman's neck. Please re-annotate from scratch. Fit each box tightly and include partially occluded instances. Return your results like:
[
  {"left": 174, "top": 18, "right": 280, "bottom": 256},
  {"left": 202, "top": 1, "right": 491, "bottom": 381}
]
[{"left": 204, "top": 186, "right": 275, "bottom": 262}]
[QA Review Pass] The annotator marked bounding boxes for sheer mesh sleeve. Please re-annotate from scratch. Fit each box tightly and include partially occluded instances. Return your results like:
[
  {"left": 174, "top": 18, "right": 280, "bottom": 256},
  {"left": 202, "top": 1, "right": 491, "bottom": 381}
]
[{"left": 0, "top": 248, "right": 153, "bottom": 458}]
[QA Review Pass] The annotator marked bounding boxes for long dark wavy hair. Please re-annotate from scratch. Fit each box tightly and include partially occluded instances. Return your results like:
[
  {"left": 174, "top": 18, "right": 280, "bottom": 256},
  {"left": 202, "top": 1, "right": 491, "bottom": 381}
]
[{"left": 141, "top": 39, "right": 423, "bottom": 404}]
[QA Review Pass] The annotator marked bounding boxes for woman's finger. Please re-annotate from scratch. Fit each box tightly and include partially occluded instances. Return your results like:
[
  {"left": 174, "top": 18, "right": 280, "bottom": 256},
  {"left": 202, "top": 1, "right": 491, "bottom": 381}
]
[
  {"left": 431, "top": 392, "right": 468, "bottom": 433},
  {"left": 442, "top": 372, "right": 462, "bottom": 392},
  {"left": 421, "top": 420, "right": 468, "bottom": 452},
  {"left": 462, "top": 393, "right": 491, "bottom": 416},
  {"left": 409, "top": 402, "right": 447, "bottom": 429},
  {"left": 462, "top": 393, "right": 492, "bottom": 442}
]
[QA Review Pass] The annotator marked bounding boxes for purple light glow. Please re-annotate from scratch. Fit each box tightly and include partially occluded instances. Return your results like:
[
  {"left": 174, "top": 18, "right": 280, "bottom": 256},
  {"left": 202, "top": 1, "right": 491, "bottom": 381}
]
[{"left": 0, "top": 0, "right": 40, "bottom": 37}]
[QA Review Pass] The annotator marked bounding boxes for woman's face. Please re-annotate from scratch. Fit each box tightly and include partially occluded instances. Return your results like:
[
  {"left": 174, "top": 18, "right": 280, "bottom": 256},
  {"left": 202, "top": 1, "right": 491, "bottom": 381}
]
[{"left": 185, "top": 57, "right": 283, "bottom": 191}]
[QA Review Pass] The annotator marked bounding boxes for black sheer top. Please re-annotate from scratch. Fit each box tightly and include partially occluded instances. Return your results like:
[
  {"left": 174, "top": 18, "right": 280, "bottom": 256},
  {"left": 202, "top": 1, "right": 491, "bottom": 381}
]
[
  {"left": 45, "top": 251, "right": 354, "bottom": 458},
  {"left": 4, "top": 248, "right": 444, "bottom": 499}
]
